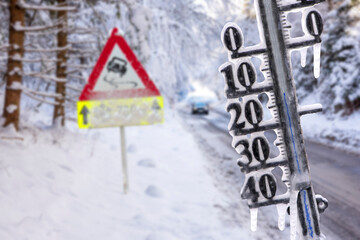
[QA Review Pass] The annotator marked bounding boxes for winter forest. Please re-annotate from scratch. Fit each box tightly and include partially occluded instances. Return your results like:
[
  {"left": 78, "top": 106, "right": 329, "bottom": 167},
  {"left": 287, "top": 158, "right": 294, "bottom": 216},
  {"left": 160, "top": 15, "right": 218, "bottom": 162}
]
[
  {"left": 0, "top": 0, "right": 359, "bottom": 239},
  {"left": 0, "top": 0, "right": 359, "bottom": 130}
]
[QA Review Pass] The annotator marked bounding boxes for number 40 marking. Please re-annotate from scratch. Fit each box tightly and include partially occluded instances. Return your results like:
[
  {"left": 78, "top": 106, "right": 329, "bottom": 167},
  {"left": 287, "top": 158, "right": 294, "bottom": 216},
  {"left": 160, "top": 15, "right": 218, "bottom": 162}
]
[{"left": 241, "top": 174, "right": 277, "bottom": 202}]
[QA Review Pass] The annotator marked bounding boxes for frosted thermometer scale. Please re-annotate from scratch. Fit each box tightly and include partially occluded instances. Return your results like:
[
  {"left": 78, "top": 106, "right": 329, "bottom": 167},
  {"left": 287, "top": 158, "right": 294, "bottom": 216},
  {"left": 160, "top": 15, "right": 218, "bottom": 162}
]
[{"left": 219, "top": 0, "right": 328, "bottom": 239}]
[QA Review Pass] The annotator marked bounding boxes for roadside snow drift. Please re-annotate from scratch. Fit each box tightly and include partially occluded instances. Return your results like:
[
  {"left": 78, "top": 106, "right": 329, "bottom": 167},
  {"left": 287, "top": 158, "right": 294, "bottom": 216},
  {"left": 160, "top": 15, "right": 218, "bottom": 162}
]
[{"left": 0, "top": 110, "right": 256, "bottom": 240}]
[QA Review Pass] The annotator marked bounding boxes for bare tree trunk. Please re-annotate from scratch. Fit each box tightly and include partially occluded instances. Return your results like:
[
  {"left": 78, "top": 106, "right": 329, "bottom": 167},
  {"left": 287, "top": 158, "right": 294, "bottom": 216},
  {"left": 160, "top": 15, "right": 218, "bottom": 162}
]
[
  {"left": 53, "top": 0, "right": 68, "bottom": 126},
  {"left": 328, "top": 0, "right": 333, "bottom": 10},
  {"left": 3, "top": 0, "right": 25, "bottom": 131}
]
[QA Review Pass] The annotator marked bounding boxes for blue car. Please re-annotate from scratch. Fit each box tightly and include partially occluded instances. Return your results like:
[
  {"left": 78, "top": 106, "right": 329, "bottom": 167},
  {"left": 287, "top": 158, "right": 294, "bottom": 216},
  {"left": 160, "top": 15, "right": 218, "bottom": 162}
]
[{"left": 191, "top": 102, "right": 209, "bottom": 115}]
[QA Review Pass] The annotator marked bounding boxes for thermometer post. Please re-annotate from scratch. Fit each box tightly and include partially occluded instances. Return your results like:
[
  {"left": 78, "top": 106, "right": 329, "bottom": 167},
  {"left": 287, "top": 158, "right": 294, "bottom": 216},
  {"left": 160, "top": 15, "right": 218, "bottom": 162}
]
[{"left": 219, "top": 0, "right": 328, "bottom": 239}]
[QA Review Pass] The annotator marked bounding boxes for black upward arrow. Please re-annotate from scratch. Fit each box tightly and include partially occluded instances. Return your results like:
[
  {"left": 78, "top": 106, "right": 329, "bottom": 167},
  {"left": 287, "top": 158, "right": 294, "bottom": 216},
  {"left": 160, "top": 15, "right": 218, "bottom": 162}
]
[
  {"left": 152, "top": 100, "right": 161, "bottom": 110},
  {"left": 80, "top": 105, "right": 90, "bottom": 125}
]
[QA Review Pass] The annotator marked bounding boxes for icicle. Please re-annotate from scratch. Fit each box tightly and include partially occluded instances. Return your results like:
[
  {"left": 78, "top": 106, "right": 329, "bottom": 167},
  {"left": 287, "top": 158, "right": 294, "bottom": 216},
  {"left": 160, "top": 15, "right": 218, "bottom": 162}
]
[
  {"left": 290, "top": 191, "right": 299, "bottom": 240},
  {"left": 313, "top": 43, "right": 321, "bottom": 78},
  {"left": 250, "top": 208, "right": 258, "bottom": 231},
  {"left": 276, "top": 203, "right": 288, "bottom": 231},
  {"left": 300, "top": 47, "right": 308, "bottom": 67}
]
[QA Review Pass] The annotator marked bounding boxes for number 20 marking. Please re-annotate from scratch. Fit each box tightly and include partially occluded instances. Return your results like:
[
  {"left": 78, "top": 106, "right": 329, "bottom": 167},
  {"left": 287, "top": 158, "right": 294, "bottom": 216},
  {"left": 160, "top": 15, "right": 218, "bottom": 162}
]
[{"left": 227, "top": 101, "right": 263, "bottom": 132}]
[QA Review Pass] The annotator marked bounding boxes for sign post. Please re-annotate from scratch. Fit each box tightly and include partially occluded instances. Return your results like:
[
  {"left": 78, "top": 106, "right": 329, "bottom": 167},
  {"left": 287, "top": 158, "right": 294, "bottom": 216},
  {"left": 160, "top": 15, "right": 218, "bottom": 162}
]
[
  {"left": 120, "top": 126, "right": 128, "bottom": 194},
  {"left": 77, "top": 28, "right": 164, "bottom": 193}
]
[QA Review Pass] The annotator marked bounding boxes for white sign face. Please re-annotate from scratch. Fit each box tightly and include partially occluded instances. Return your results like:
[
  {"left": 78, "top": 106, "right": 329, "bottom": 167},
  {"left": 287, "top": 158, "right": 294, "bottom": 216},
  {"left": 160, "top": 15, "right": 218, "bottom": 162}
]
[{"left": 93, "top": 45, "right": 146, "bottom": 92}]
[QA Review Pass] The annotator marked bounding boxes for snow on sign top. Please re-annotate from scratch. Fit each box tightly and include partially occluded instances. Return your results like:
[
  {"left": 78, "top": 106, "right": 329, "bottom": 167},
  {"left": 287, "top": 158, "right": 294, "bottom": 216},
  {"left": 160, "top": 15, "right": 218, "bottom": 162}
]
[{"left": 79, "top": 28, "right": 160, "bottom": 101}]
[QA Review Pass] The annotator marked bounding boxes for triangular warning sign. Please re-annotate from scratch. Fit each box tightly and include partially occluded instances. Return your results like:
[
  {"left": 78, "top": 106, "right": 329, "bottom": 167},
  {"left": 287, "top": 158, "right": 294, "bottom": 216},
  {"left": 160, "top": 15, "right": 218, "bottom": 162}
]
[
  {"left": 79, "top": 28, "right": 161, "bottom": 101},
  {"left": 77, "top": 28, "right": 164, "bottom": 129}
]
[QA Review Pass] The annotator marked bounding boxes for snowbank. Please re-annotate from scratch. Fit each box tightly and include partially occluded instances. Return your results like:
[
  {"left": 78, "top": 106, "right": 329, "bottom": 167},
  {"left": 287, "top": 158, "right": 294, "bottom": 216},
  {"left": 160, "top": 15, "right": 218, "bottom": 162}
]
[
  {"left": 0, "top": 108, "right": 254, "bottom": 240},
  {"left": 301, "top": 111, "right": 360, "bottom": 154}
]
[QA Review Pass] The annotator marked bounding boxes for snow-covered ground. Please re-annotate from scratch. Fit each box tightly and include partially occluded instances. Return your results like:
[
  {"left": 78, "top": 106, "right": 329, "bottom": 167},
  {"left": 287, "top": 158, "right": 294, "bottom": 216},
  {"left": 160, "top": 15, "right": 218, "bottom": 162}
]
[
  {"left": 0, "top": 105, "right": 265, "bottom": 240},
  {"left": 301, "top": 111, "right": 360, "bottom": 155},
  {"left": 0, "top": 99, "right": 358, "bottom": 240}
]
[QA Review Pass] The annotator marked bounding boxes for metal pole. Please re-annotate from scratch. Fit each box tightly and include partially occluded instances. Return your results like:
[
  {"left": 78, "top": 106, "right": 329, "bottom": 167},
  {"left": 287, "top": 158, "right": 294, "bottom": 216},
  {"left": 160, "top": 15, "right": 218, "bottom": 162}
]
[{"left": 120, "top": 126, "right": 128, "bottom": 194}]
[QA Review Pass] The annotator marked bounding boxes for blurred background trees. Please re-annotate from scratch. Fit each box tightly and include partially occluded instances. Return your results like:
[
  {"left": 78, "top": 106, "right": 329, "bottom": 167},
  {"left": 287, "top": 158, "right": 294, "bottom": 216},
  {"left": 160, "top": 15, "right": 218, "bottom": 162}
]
[
  {"left": 294, "top": 0, "right": 360, "bottom": 115},
  {"left": 0, "top": 0, "right": 359, "bottom": 131},
  {"left": 0, "top": 0, "right": 101, "bottom": 130}
]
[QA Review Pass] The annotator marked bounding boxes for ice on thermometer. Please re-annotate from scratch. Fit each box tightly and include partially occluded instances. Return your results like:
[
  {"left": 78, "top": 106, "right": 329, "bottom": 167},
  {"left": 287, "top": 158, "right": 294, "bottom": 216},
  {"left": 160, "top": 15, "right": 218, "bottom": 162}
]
[{"left": 219, "top": 0, "right": 328, "bottom": 239}]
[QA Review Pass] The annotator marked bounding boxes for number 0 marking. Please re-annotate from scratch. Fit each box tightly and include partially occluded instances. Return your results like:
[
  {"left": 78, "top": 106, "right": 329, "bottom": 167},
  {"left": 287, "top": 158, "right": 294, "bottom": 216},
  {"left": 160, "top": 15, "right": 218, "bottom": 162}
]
[
  {"left": 245, "top": 100, "right": 263, "bottom": 125},
  {"left": 252, "top": 137, "right": 269, "bottom": 162},
  {"left": 259, "top": 174, "right": 277, "bottom": 199}
]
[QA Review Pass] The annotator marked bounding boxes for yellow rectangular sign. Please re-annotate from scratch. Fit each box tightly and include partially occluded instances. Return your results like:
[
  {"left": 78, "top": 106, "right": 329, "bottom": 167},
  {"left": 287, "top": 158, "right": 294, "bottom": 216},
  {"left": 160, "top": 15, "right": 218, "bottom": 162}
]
[{"left": 77, "top": 96, "right": 164, "bottom": 129}]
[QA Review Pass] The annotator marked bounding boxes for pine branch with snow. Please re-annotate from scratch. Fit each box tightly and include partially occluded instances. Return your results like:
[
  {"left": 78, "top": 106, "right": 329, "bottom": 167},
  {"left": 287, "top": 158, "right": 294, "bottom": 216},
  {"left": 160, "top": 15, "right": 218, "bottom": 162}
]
[{"left": 294, "top": 0, "right": 360, "bottom": 115}]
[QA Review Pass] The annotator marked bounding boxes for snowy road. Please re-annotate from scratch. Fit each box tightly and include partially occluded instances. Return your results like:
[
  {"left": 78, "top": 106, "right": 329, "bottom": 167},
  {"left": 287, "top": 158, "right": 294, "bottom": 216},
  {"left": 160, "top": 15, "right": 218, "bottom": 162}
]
[
  {"left": 306, "top": 141, "right": 360, "bottom": 240},
  {"left": 178, "top": 107, "right": 360, "bottom": 240}
]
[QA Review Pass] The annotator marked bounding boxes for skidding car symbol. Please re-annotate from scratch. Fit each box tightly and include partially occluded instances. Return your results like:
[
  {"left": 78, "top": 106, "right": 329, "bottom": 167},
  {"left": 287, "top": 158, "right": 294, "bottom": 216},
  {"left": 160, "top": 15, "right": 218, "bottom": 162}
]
[
  {"left": 107, "top": 57, "right": 127, "bottom": 77},
  {"left": 104, "top": 57, "right": 137, "bottom": 89}
]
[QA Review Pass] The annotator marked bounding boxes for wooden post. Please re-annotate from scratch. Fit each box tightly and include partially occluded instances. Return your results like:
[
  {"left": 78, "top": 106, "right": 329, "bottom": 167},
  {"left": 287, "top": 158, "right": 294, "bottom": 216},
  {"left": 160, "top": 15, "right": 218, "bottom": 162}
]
[{"left": 120, "top": 126, "right": 129, "bottom": 194}]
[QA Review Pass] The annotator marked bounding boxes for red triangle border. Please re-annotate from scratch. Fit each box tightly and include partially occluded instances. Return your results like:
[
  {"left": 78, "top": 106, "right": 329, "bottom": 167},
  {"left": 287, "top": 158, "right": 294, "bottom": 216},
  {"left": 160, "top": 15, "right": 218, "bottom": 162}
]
[{"left": 79, "top": 28, "right": 161, "bottom": 101}]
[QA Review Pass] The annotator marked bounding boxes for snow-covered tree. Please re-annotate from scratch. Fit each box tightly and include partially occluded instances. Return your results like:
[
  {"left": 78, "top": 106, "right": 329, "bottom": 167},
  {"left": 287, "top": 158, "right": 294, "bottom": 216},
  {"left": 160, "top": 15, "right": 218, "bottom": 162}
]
[
  {"left": 53, "top": 0, "right": 69, "bottom": 126},
  {"left": 294, "top": 0, "right": 360, "bottom": 115},
  {"left": 2, "top": 0, "right": 25, "bottom": 130},
  {"left": 241, "top": 0, "right": 256, "bottom": 19},
  {"left": 0, "top": 0, "right": 102, "bottom": 129}
]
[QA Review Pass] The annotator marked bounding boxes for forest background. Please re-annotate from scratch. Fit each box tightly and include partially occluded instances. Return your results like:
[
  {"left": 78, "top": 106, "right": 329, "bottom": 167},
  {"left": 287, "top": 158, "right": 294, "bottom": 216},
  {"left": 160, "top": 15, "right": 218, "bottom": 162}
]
[{"left": 0, "top": 0, "right": 359, "bottom": 149}]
